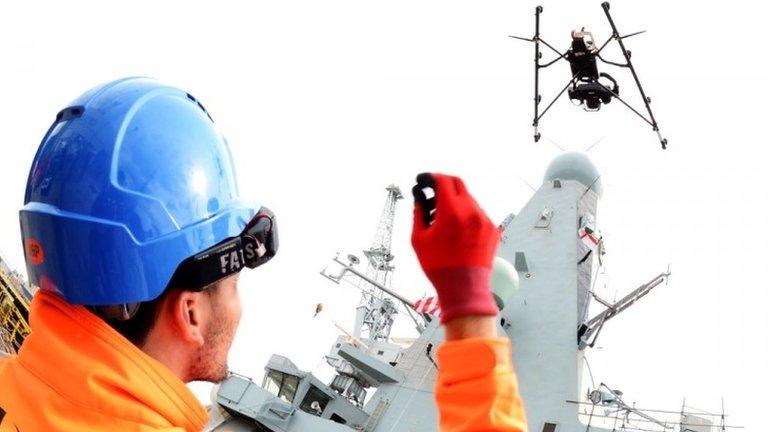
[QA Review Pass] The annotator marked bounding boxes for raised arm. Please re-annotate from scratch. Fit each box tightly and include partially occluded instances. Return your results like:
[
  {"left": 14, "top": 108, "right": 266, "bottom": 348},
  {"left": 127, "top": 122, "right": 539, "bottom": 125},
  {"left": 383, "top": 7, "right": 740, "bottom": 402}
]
[{"left": 411, "top": 173, "right": 527, "bottom": 432}]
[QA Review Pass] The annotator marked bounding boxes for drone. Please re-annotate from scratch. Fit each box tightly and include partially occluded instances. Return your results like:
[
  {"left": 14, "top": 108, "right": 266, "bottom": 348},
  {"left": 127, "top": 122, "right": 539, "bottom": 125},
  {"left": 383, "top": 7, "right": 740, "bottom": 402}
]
[{"left": 511, "top": 3, "right": 668, "bottom": 149}]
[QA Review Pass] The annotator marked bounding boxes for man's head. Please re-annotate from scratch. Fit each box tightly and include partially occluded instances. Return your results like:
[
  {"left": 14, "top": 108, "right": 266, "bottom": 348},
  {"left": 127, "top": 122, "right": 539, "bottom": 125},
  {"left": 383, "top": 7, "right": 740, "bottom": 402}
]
[
  {"left": 20, "top": 78, "right": 277, "bottom": 383},
  {"left": 103, "top": 274, "right": 242, "bottom": 383},
  {"left": 184, "top": 276, "right": 242, "bottom": 382}
]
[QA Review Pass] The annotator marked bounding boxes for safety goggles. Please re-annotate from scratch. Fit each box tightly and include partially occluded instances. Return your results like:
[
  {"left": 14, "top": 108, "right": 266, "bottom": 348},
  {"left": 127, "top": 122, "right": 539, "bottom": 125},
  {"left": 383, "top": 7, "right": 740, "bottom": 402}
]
[{"left": 168, "top": 207, "right": 278, "bottom": 291}]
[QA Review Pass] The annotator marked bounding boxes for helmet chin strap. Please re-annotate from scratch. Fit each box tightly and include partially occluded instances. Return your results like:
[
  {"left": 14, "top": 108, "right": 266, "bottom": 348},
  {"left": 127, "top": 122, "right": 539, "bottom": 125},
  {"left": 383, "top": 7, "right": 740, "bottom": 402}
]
[{"left": 91, "top": 303, "right": 141, "bottom": 321}]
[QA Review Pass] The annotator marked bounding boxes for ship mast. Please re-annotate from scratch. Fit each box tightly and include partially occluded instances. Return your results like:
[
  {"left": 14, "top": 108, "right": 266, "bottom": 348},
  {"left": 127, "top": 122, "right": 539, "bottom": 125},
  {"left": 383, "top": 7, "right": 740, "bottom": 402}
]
[
  {"left": 353, "top": 184, "right": 403, "bottom": 342},
  {"left": 318, "top": 184, "right": 410, "bottom": 407}
]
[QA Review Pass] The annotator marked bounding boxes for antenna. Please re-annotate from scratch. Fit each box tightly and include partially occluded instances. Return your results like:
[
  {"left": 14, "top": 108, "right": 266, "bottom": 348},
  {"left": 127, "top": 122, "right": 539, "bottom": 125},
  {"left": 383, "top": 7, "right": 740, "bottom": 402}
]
[
  {"left": 546, "top": 137, "right": 566, "bottom": 152},
  {"left": 680, "top": 397, "right": 686, "bottom": 432},
  {"left": 584, "top": 136, "right": 606, "bottom": 153},
  {"left": 354, "top": 185, "right": 403, "bottom": 342},
  {"left": 361, "top": 184, "right": 403, "bottom": 289},
  {"left": 517, "top": 175, "right": 537, "bottom": 193},
  {"left": 317, "top": 185, "right": 427, "bottom": 407},
  {"left": 578, "top": 270, "right": 671, "bottom": 349},
  {"left": 721, "top": 398, "right": 726, "bottom": 432}
]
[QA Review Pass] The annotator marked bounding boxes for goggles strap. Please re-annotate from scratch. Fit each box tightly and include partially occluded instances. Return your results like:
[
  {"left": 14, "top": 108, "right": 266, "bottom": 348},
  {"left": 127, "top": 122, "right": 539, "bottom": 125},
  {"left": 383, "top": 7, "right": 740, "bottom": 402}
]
[{"left": 91, "top": 302, "right": 141, "bottom": 321}]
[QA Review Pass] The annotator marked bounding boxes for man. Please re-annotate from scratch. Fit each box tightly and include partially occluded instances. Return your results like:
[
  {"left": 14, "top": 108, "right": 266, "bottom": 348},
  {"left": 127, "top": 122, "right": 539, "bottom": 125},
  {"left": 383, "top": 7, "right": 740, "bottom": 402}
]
[{"left": 0, "top": 78, "right": 525, "bottom": 431}]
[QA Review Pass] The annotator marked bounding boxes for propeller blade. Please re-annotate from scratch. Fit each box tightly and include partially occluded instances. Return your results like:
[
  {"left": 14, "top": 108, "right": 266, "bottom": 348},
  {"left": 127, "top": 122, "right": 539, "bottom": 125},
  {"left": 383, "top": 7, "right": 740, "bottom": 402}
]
[
  {"left": 619, "top": 30, "right": 646, "bottom": 40},
  {"left": 508, "top": 35, "right": 534, "bottom": 42}
]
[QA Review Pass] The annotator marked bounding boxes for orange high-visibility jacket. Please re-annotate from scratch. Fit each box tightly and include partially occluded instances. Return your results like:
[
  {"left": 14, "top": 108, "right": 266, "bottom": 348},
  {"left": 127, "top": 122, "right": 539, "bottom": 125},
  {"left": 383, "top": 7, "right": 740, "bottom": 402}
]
[
  {"left": 436, "top": 338, "right": 527, "bottom": 432},
  {"left": 0, "top": 291, "right": 526, "bottom": 431},
  {"left": 0, "top": 291, "right": 209, "bottom": 431}
]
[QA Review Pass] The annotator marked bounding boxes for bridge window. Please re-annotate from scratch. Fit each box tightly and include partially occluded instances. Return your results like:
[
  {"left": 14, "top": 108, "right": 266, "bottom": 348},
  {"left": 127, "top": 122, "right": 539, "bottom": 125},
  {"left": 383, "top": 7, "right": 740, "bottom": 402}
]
[{"left": 264, "top": 370, "right": 300, "bottom": 404}]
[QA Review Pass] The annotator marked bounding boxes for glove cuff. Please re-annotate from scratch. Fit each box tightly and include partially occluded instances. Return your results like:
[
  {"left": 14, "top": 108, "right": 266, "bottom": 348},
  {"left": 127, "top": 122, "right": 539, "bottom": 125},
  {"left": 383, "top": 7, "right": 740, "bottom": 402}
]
[{"left": 427, "top": 266, "right": 499, "bottom": 324}]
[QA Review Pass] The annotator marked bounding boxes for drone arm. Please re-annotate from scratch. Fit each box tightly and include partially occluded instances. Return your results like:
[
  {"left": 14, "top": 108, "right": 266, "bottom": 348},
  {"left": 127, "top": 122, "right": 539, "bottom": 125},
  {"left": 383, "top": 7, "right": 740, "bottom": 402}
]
[
  {"left": 510, "top": 33, "right": 567, "bottom": 68},
  {"left": 538, "top": 37, "right": 565, "bottom": 58},
  {"left": 596, "top": 54, "right": 629, "bottom": 68},
  {"left": 595, "top": 34, "right": 615, "bottom": 56},
  {"left": 536, "top": 75, "right": 579, "bottom": 124},
  {"left": 540, "top": 53, "right": 567, "bottom": 68}
]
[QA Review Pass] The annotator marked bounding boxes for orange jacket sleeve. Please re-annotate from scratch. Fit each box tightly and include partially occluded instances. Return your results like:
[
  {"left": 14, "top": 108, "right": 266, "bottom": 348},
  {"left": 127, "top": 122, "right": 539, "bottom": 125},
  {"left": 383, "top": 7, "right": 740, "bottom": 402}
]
[{"left": 435, "top": 337, "right": 527, "bottom": 432}]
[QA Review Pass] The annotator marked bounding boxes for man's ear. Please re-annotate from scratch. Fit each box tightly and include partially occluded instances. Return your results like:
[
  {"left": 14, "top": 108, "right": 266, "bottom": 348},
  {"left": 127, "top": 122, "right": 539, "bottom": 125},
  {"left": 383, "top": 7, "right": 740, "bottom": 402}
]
[{"left": 166, "top": 289, "right": 207, "bottom": 346}]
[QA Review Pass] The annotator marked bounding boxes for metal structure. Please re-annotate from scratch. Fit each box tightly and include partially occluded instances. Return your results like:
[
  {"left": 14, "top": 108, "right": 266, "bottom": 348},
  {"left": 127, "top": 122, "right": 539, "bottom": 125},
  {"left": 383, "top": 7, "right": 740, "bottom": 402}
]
[
  {"left": 0, "top": 256, "right": 31, "bottom": 354},
  {"left": 363, "top": 184, "right": 403, "bottom": 287},
  {"left": 205, "top": 154, "right": 740, "bottom": 432},
  {"left": 345, "top": 184, "right": 404, "bottom": 344},
  {"left": 511, "top": 3, "right": 668, "bottom": 149},
  {"left": 318, "top": 184, "right": 412, "bottom": 410},
  {"left": 578, "top": 271, "right": 670, "bottom": 349}
]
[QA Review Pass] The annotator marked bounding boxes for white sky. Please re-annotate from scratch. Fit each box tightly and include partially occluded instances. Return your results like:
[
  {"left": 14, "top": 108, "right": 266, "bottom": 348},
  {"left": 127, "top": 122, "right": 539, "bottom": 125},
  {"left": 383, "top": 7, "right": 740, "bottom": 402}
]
[{"left": 0, "top": 1, "right": 765, "bottom": 430}]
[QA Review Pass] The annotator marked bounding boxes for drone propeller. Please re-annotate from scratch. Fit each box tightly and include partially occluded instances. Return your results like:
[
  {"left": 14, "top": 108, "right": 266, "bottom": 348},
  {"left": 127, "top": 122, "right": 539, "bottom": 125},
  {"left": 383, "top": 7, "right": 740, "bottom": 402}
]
[
  {"left": 508, "top": 35, "right": 534, "bottom": 42},
  {"left": 619, "top": 30, "right": 646, "bottom": 40}
]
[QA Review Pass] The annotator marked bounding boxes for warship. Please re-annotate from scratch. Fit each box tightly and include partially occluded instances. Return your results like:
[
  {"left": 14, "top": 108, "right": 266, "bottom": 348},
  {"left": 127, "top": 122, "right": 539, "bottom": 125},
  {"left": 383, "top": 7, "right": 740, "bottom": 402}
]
[
  {"left": 199, "top": 153, "right": 738, "bottom": 432},
  {"left": 0, "top": 154, "right": 739, "bottom": 432}
]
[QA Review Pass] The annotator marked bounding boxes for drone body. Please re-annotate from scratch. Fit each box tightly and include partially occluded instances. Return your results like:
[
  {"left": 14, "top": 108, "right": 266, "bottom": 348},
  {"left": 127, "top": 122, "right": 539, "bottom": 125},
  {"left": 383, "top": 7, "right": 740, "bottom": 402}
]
[
  {"left": 512, "top": 3, "right": 668, "bottom": 149},
  {"left": 566, "top": 29, "right": 619, "bottom": 111}
]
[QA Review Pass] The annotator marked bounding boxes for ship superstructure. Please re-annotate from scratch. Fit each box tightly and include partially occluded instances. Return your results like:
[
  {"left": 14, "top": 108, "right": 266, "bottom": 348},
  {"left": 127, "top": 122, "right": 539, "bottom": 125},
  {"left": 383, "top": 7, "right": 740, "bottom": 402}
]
[{"left": 204, "top": 153, "right": 737, "bottom": 432}]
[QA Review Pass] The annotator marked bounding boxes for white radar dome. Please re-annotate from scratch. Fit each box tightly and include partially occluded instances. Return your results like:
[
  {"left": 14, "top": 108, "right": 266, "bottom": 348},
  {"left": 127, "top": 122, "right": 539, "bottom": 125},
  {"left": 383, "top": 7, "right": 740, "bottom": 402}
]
[
  {"left": 543, "top": 152, "right": 603, "bottom": 197},
  {"left": 491, "top": 256, "right": 520, "bottom": 310}
]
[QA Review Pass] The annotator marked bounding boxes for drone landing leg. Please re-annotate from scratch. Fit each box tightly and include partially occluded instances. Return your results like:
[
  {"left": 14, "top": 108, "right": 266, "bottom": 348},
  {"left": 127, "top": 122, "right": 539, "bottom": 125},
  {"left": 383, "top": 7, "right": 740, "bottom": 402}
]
[
  {"left": 532, "top": 5, "right": 543, "bottom": 142},
  {"left": 601, "top": 2, "right": 667, "bottom": 149}
]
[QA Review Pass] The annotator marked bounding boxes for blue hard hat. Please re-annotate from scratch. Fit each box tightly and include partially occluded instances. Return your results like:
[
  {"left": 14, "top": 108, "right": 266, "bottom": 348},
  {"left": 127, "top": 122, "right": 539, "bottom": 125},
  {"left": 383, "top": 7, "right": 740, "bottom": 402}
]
[{"left": 20, "top": 77, "right": 258, "bottom": 305}]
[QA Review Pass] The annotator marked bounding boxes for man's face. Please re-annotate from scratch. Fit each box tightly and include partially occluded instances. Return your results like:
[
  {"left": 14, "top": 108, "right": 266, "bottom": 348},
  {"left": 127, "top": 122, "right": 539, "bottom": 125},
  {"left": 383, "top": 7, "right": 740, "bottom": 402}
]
[{"left": 189, "top": 274, "right": 242, "bottom": 383}]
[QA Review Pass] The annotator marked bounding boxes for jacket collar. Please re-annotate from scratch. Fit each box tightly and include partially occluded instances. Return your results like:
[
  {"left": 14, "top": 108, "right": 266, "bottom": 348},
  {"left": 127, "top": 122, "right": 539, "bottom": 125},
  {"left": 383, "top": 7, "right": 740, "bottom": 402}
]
[{"left": 16, "top": 290, "right": 209, "bottom": 431}]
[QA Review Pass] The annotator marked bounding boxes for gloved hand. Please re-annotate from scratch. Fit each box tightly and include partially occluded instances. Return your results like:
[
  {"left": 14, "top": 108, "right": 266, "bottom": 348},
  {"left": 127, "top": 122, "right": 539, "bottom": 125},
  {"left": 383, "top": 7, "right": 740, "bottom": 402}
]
[{"left": 411, "top": 173, "right": 500, "bottom": 324}]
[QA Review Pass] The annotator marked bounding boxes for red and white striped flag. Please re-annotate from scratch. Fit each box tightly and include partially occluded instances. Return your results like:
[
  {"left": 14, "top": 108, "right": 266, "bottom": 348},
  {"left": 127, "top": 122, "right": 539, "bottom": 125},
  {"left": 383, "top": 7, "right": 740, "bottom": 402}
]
[
  {"left": 578, "top": 227, "right": 600, "bottom": 250},
  {"left": 413, "top": 296, "right": 441, "bottom": 316}
]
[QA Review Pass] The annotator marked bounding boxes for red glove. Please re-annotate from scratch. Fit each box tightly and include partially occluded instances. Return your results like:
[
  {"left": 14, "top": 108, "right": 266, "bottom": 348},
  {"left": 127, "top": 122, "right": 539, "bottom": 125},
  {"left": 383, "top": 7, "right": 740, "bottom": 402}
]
[{"left": 411, "top": 173, "right": 499, "bottom": 324}]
